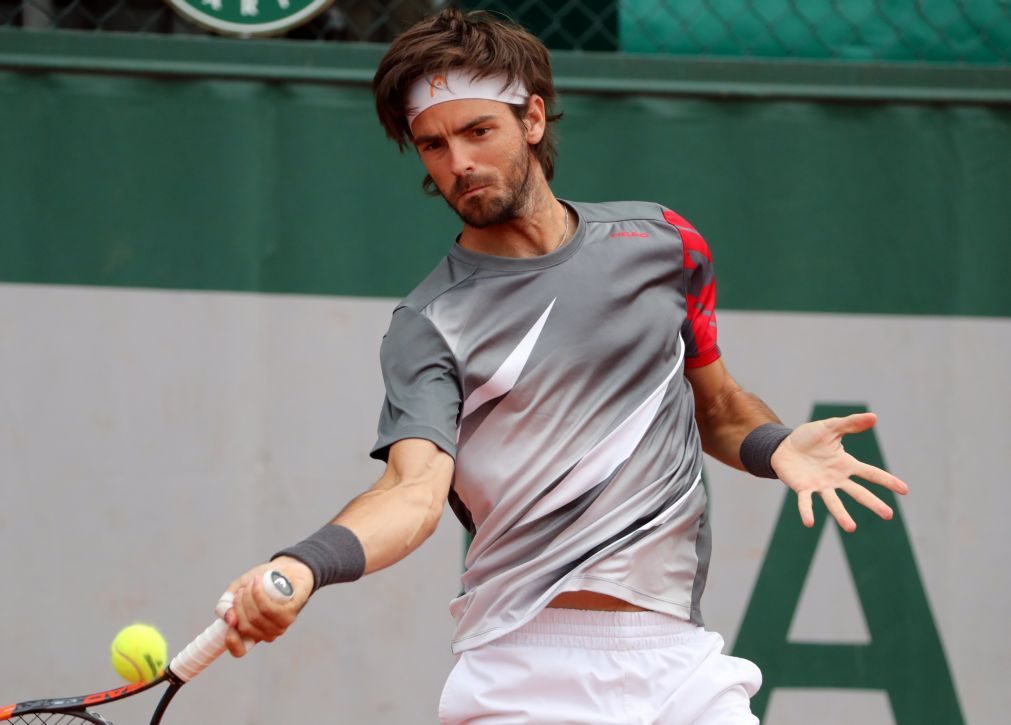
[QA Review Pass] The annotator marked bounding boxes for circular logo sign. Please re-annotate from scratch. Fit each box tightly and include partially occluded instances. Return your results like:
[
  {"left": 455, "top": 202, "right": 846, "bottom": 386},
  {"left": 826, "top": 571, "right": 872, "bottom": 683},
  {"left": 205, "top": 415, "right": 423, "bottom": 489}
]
[{"left": 165, "top": 0, "right": 334, "bottom": 37}]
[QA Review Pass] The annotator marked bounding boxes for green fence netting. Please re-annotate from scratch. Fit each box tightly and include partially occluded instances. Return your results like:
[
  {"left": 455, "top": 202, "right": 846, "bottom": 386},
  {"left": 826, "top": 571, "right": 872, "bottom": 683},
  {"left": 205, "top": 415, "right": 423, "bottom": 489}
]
[{"left": 0, "top": 1, "right": 1008, "bottom": 63}]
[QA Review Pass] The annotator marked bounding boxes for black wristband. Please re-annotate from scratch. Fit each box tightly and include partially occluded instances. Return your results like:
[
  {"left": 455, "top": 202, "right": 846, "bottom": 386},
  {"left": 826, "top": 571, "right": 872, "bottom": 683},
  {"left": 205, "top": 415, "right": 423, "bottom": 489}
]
[
  {"left": 739, "top": 423, "right": 792, "bottom": 479},
  {"left": 273, "top": 524, "right": 366, "bottom": 592}
]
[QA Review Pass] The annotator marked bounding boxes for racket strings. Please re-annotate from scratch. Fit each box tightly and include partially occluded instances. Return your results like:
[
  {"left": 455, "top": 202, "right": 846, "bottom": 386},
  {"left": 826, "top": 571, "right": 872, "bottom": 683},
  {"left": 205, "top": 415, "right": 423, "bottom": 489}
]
[{"left": 8, "top": 714, "right": 110, "bottom": 724}]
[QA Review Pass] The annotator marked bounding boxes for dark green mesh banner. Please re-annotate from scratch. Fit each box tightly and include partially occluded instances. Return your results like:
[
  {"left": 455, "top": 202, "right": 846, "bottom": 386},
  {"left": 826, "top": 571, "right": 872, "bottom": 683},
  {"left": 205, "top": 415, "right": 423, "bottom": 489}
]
[
  {"left": 2, "top": 69, "right": 1009, "bottom": 316},
  {"left": 1, "top": 0, "right": 1009, "bottom": 63},
  {"left": 618, "top": 0, "right": 1011, "bottom": 63}
]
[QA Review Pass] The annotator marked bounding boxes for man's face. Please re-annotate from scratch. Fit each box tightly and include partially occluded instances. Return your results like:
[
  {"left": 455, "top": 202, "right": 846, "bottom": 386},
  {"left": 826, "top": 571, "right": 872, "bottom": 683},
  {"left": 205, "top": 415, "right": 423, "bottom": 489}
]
[{"left": 411, "top": 99, "right": 534, "bottom": 228}]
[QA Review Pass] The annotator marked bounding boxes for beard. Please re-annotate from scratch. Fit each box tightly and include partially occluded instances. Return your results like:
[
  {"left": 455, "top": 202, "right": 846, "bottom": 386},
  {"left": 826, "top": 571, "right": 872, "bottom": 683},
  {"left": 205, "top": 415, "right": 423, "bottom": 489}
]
[{"left": 442, "top": 144, "right": 533, "bottom": 229}]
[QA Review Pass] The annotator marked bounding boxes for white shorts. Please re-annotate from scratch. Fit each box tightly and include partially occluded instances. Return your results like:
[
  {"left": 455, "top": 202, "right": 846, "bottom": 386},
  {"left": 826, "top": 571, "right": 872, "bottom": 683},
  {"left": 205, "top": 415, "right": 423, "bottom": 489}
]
[{"left": 439, "top": 608, "right": 762, "bottom": 724}]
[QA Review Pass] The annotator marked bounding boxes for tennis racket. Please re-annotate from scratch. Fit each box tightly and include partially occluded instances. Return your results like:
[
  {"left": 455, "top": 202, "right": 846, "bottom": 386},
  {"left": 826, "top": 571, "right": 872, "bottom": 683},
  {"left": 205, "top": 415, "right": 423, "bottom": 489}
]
[{"left": 0, "top": 570, "right": 294, "bottom": 724}]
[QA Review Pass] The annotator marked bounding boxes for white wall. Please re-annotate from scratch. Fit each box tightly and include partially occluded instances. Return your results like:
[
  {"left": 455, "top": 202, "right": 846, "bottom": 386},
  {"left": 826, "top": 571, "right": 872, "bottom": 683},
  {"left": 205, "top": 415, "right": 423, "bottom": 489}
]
[{"left": 1, "top": 283, "right": 1007, "bottom": 724}]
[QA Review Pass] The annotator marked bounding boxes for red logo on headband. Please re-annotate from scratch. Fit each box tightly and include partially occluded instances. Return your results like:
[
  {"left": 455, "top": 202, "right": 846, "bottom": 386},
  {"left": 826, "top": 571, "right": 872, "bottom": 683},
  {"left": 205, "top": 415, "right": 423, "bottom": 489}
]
[{"left": 429, "top": 75, "right": 447, "bottom": 97}]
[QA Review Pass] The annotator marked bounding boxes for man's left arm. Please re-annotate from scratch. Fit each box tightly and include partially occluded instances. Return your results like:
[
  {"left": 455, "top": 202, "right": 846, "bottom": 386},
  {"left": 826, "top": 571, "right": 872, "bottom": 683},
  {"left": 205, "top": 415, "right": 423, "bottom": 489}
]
[{"left": 685, "top": 358, "right": 909, "bottom": 532}]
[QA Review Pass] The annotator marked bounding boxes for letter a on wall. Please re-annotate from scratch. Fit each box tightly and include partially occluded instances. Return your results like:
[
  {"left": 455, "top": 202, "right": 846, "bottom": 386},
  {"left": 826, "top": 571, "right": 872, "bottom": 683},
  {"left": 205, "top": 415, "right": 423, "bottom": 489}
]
[{"left": 732, "top": 404, "right": 964, "bottom": 724}]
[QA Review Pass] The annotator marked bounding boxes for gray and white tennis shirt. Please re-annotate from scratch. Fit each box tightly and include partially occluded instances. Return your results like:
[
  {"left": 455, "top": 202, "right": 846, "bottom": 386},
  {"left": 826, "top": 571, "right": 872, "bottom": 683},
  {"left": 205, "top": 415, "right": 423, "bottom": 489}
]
[{"left": 371, "top": 200, "right": 722, "bottom": 654}]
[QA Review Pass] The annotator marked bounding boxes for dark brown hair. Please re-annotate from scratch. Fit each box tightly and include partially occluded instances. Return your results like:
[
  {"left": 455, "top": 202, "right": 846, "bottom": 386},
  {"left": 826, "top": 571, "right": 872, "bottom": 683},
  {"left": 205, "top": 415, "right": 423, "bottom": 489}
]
[{"left": 373, "top": 7, "right": 563, "bottom": 184}]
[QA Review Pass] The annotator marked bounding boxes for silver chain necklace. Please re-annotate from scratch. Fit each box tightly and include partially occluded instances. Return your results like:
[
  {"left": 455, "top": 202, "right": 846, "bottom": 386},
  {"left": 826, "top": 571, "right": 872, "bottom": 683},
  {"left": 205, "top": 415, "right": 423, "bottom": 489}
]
[{"left": 554, "top": 203, "right": 569, "bottom": 252}]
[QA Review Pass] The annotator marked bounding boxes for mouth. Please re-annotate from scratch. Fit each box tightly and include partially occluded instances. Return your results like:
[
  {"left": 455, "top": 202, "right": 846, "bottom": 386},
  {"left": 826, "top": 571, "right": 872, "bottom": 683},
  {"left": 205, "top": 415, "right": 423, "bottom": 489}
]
[{"left": 458, "top": 185, "right": 487, "bottom": 201}]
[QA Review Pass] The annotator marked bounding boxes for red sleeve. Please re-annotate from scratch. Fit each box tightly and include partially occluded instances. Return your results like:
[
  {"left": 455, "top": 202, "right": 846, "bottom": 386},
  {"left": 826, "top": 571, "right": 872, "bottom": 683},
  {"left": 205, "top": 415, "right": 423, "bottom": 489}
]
[{"left": 663, "top": 209, "right": 720, "bottom": 369}]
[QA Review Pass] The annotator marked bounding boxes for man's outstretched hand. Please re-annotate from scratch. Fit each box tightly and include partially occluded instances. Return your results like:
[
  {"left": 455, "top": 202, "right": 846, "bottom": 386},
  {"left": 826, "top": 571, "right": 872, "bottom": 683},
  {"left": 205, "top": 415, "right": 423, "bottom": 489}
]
[{"left": 770, "top": 412, "right": 909, "bottom": 532}]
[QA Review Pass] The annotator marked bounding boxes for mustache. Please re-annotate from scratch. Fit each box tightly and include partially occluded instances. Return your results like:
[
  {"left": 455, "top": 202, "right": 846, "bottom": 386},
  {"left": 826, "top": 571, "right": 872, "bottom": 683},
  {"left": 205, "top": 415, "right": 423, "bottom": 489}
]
[{"left": 453, "top": 174, "right": 495, "bottom": 199}]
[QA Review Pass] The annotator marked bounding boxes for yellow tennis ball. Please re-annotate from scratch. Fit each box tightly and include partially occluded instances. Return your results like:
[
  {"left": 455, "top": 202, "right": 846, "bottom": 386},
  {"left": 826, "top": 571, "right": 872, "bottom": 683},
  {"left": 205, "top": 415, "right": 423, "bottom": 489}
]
[{"left": 110, "top": 624, "right": 167, "bottom": 683}]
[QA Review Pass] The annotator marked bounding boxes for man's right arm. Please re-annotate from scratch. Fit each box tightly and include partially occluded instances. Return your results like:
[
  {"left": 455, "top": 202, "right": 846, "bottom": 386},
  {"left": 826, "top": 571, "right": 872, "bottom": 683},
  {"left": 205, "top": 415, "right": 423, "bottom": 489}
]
[
  {"left": 223, "top": 438, "right": 454, "bottom": 656},
  {"left": 332, "top": 438, "right": 454, "bottom": 574}
]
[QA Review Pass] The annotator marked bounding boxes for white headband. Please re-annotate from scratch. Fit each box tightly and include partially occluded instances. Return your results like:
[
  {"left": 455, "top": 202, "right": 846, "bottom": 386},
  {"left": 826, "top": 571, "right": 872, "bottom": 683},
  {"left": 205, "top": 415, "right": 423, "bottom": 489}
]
[{"left": 406, "top": 69, "right": 529, "bottom": 130}]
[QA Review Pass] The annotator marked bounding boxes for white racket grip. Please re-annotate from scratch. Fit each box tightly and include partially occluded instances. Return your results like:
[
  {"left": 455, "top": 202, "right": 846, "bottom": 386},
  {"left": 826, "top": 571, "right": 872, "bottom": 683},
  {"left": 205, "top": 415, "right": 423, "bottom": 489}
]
[
  {"left": 169, "top": 618, "right": 229, "bottom": 682},
  {"left": 170, "top": 570, "right": 294, "bottom": 683}
]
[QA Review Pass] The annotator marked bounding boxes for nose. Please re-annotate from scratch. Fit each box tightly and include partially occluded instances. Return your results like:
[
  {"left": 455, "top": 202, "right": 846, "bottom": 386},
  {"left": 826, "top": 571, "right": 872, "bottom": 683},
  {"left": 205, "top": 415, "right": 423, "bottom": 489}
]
[{"left": 447, "top": 141, "right": 475, "bottom": 177}]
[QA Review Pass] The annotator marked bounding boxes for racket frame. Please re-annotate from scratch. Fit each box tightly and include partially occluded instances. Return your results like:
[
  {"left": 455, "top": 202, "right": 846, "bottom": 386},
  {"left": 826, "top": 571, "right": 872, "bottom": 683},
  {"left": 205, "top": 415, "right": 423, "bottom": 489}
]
[{"left": 0, "top": 674, "right": 175, "bottom": 723}]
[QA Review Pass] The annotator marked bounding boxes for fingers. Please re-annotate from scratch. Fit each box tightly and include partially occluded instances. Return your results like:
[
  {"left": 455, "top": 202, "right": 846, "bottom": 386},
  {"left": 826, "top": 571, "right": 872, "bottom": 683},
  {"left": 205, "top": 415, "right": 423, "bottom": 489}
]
[
  {"left": 223, "top": 573, "right": 254, "bottom": 655},
  {"left": 231, "top": 582, "right": 276, "bottom": 643},
  {"left": 795, "top": 480, "right": 900, "bottom": 534},
  {"left": 821, "top": 489, "right": 857, "bottom": 533},
  {"left": 225, "top": 626, "right": 248, "bottom": 658},
  {"left": 796, "top": 490, "right": 815, "bottom": 528},
  {"left": 840, "top": 480, "right": 893, "bottom": 521},
  {"left": 826, "top": 412, "right": 877, "bottom": 436},
  {"left": 795, "top": 486, "right": 856, "bottom": 532},
  {"left": 249, "top": 573, "right": 297, "bottom": 636},
  {"left": 852, "top": 461, "right": 909, "bottom": 495},
  {"left": 223, "top": 566, "right": 298, "bottom": 658}
]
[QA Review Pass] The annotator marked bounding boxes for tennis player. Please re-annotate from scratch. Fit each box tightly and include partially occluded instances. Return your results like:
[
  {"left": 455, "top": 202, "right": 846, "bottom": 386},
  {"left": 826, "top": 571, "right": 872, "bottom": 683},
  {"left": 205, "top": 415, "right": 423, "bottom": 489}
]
[{"left": 223, "top": 9, "right": 909, "bottom": 723}]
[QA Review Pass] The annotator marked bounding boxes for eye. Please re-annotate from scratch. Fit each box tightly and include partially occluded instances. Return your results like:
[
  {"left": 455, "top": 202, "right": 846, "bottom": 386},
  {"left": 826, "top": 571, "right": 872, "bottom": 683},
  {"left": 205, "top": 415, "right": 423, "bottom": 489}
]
[
  {"left": 473, "top": 127, "right": 491, "bottom": 138},
  {"left": 422, "top": 139, "right": 443, "bottom": 152}
]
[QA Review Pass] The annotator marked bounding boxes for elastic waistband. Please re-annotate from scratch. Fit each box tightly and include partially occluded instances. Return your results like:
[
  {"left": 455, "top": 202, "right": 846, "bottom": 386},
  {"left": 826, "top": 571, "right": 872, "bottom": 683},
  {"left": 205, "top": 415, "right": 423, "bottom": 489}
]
[{"left": 493, "top": 608, "right": 701, "bottom": 651}]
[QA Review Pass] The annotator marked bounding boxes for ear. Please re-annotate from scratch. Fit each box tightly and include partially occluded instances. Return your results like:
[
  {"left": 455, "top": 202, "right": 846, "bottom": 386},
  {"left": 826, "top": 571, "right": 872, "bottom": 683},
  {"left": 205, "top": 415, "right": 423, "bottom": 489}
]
[{"left": 522, "top": 94, "right": 547, "bottom": 145}]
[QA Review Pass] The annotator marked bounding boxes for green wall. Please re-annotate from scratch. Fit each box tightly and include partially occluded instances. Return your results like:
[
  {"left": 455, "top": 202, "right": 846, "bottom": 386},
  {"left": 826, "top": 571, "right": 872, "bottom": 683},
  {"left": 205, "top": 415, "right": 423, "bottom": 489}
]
[{"left": 1, "top": 34, "right": 1010, "bottom": 317}]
